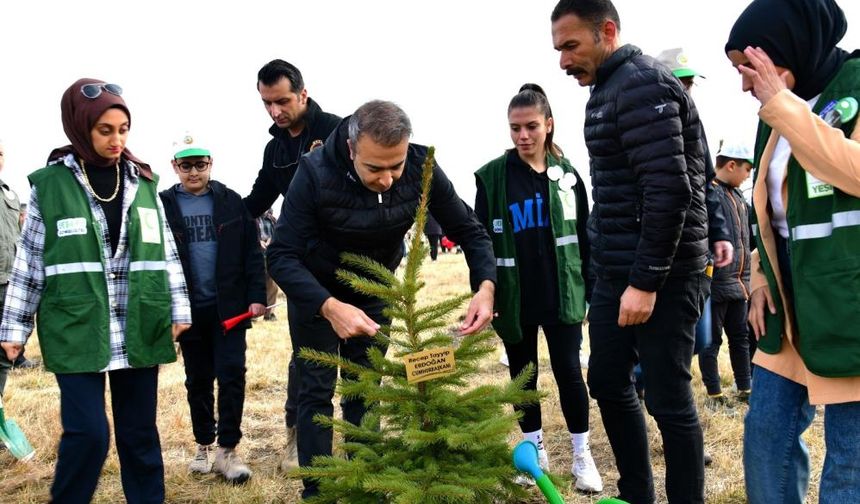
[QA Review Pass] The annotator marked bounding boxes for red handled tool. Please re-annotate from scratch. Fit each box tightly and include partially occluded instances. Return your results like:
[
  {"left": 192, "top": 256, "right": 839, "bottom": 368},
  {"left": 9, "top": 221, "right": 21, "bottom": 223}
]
[{"left": 221, "top": 302, "right": 285, "bottom": 332}]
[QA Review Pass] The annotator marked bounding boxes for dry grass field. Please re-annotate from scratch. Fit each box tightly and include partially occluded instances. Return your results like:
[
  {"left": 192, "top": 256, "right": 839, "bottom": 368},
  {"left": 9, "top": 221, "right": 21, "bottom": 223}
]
[{"left": 0, "top": 253, "right": 825, "bottom": 503}]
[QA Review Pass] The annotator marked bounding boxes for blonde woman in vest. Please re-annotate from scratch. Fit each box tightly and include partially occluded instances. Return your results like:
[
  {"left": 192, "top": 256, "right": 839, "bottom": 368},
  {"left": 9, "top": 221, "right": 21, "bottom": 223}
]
[
  {"left": 0, "top": 78, "right": 191, "bottom": 503},
  {"left": 725, "top": 0, "right": 860, "bottom": 502},
  {"left": 474, "top": 84, "right": 602, "bottom": 493}
]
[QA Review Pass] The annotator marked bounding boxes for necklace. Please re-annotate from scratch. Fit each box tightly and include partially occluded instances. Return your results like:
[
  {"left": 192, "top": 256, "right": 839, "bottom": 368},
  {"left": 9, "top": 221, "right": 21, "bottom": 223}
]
[{"left": 80, "top": 158, "right": 121, "bottom": 202}]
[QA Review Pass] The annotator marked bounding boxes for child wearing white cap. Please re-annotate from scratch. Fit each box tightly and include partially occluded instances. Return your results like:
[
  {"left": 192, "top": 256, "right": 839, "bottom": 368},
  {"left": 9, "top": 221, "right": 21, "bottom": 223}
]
[
  {"left": 159, "top": 132, "right": 267, "bottom": 484},
  {"left": 698, "top": 139, "right": 755, "bottom": 407}
]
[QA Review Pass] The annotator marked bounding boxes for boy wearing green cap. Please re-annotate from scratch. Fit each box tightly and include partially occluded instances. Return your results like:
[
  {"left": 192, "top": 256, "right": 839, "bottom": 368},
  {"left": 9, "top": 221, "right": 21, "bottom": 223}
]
[{"left": 159, "top": 133, "right": 266, "bottom": 484}]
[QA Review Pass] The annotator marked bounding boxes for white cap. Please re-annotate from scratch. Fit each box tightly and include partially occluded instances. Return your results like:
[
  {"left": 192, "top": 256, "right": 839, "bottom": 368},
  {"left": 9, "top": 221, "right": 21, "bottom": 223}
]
[
  {"left": 716, "top": 139, "right": 754, "bottom": 164},
  {"left": 655, "top": 47, "right": 703, "bottom": 79},
  {"left": 172, "top": 131, "right": 211, "bottom": 159}
]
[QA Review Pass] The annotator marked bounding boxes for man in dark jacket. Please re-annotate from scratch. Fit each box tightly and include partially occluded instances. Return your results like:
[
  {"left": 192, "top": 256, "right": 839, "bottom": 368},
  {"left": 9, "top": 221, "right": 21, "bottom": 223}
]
[
  {"left": 243, "top": 59, "right": 341, "bottom": 471},
  {"left": 244, "top": 59, "right": 341, "bottom": 217},
  {"left": 552, "top": 1, "right": 709, "bottom": 502},
  {"left": 267, "top": 100, "right": 496, "bottom": 499}
]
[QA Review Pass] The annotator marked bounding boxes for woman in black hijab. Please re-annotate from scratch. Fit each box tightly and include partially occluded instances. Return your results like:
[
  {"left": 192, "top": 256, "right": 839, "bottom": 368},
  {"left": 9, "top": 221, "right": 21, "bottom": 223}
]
[
  {"left": 725, "top": 1, "right": 860, "bottom": 503},
  {"left": 0, "top": 79, "right": 192, "bottom": 503}
]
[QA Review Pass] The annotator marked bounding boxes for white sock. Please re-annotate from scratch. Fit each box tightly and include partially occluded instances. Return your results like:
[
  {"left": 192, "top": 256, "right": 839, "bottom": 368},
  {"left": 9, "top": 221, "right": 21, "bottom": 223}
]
[
  {"left": 524, "top": 429, "right": 549, "bottom": 468},
  {"left": 523, "top": 429, "right": 545, "bottom": 452},
  {"left": 572, "top": 431, "right": 590, "bottom": 454}
]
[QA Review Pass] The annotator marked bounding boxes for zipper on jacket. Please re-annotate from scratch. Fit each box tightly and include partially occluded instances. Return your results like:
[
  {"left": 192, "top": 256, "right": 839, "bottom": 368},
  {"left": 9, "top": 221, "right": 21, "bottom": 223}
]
[
  {"left": 726, "top": 186, "right": 749, "bottom": 299},
  {"left": 378, "top": 193, "right": 383, "bottom": 204}
]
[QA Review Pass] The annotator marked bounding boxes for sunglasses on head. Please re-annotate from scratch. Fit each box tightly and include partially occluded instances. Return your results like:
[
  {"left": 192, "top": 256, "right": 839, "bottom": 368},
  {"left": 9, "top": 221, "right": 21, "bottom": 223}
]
[{"left": 80, "top": 83, "right": 123, "bottom": 99}]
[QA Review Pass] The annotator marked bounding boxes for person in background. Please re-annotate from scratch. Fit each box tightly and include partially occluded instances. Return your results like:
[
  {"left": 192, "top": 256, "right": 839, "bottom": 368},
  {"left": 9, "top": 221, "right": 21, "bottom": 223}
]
[
  {"left": 475, "top": 83, "right": 602, "bottom": 493},
  {"left": 257, "top": 207, "right": 280, "bottom": 320},
  {"left": 0, "top": 138, "right": 20, "bottom": 394},
  {"left": 160, "top": 133, "right": 266, "bottom": 484},
  {"left": 0, "top": 142, "right": 37, "bottom": 375},
  {"left": 0, "top": 78, "right": 191, "bottom": 503},
  {"left": 424, "top": 213, "right": 443, "bottom": 261},
  {"left": 698, "top": 140, "right": 754, "bottom": 407},
  {"left": 726, "top": 0, "right": 860, "bottom": 501},
  {"left": 244, "top": 59, "right": 341, "bottom": 471}
]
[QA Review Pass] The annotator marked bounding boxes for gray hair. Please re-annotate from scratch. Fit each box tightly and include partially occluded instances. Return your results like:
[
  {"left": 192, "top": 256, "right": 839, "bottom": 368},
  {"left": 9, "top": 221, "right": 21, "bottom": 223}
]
[{"left": 347, "top": 100, "right": 412, "bottom": 148}]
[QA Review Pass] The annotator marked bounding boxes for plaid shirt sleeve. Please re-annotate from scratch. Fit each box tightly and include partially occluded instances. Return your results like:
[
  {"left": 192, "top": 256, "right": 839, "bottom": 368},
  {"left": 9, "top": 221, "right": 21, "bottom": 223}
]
[
  {"left": 0, "top": 190, "right": 46, "bottom": 344},
  {"left": 158, "top": 196, "right": 191, "bottom": 324}
]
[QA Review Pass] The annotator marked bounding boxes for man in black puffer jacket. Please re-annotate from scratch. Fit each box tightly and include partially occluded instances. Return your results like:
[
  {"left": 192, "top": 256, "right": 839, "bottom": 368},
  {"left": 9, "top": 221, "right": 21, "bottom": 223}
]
[
  {"left": 267, "top": 100, "right": 496, "bottom": 499},
  {"left": 552, "top": 1, "right": 708, "bottom": 503}
]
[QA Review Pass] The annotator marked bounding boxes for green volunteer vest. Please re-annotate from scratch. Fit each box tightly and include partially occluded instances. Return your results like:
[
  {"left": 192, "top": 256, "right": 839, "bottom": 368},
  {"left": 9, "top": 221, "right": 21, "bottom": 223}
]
[
  {"left": 475, "top": 152, "right": 586, "bottom": 344},
  {"left": 751, "top": 59, "right": 860, "bottom": 377},
  {"left": 29, "top": 163, "right": 175, "bottom": 374}
]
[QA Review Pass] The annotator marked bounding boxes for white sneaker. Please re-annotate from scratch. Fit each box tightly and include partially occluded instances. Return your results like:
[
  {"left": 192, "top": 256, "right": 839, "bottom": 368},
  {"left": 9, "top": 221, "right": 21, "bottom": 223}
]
[
  {"left": 513, "top": 448, "right": 549, "bottom": 487},
  {"left": 213, "top": 446, "right": 252, "bottom": 484},
  {"left": 572, "top": 448, "right": 603, "bottom": 493},
  {"left": 188, "top": 444, "right": 213, "bottom": 474},
  {"left": 280, "top": 426, "right": 299, "bottom": 472},
  {"left": 513, "top": 473, "right": 536, "bottom": 486}
]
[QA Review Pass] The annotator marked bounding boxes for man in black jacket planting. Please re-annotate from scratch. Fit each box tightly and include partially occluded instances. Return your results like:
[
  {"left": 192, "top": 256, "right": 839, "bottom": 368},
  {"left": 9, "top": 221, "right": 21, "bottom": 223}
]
[
  {"left": 243, "top": 59, "right": 341, "bottom": 471},
  {"left": 267, "top": 100, "right": 497, "bottom": 499},
  {"left": 552, "top": 1, "right": 709, "bottom": 502}
]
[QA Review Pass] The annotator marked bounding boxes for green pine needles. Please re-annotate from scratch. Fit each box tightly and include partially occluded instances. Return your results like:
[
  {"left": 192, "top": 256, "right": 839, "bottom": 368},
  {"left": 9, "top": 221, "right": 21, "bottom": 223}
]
[{"left": 294, "top": 147, "right": 539, "bottom": 503}]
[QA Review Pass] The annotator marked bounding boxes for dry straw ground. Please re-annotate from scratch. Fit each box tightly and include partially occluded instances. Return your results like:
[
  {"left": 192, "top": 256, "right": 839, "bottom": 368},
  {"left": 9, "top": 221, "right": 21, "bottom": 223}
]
[{"left": 0, "top": 253, "right": 825, "bottom": 503}]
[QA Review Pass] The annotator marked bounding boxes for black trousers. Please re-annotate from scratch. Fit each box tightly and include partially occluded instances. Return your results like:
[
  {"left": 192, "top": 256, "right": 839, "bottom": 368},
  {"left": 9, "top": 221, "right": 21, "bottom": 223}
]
[
  {"left": 502, "top": 323, "right": 589, "bottom": 434},
  {"left": 426, "top": 233, "right": 442, "bottom": 260},
  {"left": 289, "top": 300, "right": 387, "bottom": 499},
  {"left": 179, "top": 304, "right": 247, "bottom": 448},
  {"left": 52, "top": 367, "right": 164, "bottom": 504},
  {"left": 285, "top": 354, "right": 300, "bottom": 428},
  {"left": 587, "top": 274, "right": 706, "bottom": 504},
  {"left": 698, "top": 299, "right": 752, "bottom": 395}
]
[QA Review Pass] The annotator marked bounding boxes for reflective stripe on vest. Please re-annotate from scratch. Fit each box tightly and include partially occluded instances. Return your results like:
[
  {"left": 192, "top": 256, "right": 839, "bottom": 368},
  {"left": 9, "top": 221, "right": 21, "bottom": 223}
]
[
  {"left": 791, "top": 210, "right": 860, "bottom": 241},
  {"left": 555, "top": 235, "right": 578, "bottom": 247},
  {"left": 496, "top": 258, "right": 516, "bottom": 267},
  {"left": 129, "top": 260, "right": 168, "bottom": 272},
  {"left": 44, "top": 262, "right": 104, "bottom": 277}
]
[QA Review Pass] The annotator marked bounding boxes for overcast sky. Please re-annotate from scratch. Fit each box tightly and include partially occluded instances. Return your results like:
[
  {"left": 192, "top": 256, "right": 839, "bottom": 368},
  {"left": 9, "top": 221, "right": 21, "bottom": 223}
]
[{"left": 2, "top": 0, "right": 859, "bottom": 211}]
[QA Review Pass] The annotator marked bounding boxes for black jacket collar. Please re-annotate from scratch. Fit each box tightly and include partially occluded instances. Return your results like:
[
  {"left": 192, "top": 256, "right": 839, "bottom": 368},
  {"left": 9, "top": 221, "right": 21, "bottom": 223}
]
[
  {"left": 267, "top": 96, "right": 326, "bottom": 141},
  {"left": 322, "top": 117, "right": 365, "bottom": 187},
  {"left": 595, "top": 44, "right": 643, "bottom": 87}
]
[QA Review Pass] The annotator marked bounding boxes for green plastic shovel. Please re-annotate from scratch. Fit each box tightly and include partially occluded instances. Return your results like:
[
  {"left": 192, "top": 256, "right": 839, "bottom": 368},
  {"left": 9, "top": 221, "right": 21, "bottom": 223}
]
[{"left": 0, "top": 395, "right": 35, "bottom": 461}]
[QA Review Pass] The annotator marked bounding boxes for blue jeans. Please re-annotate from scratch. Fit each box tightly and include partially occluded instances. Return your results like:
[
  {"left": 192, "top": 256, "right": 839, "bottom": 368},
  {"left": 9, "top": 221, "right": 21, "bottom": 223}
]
[{"left": 744, "top": 366, "right": 860, "bottom": 503}]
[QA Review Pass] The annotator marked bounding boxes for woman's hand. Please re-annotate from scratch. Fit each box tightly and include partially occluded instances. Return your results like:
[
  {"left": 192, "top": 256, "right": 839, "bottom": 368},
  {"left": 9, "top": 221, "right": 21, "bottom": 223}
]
[
  {"left": 172, "top": 323, "right": 191, "bottom": 342},
  {"left": 738, "top": 46, "right": 792, "bottom": 106},
  {"left": 748, "top": 286, "right": 776, "bottom": 340},
  {"left": 1, "top": 342, "right": 22, "bottom": 361}
]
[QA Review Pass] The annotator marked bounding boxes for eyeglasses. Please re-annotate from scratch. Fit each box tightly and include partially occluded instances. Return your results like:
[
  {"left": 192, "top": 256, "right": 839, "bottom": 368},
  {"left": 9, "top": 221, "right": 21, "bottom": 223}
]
[
  {"left": 80, "top": 83, "right": 123, "bottom": 99},
  {"left": 177, "top": 161, "right": 211, "bottom": 173}
]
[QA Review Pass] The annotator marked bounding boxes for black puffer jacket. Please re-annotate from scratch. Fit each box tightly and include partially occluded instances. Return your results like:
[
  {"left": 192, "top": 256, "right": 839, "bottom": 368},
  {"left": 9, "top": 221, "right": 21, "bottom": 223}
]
[
  {"left": 243, "top": 97, "right": 341, "bottom": 218},
  {"left": 584, "top": 44, "right": 708, "bottom": 292},
  {"left": 710, "top": 179, "right": 751, "bottom": 302},
  {"left": 266, "top": 119, "right": 497, "bottom": 319}
]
